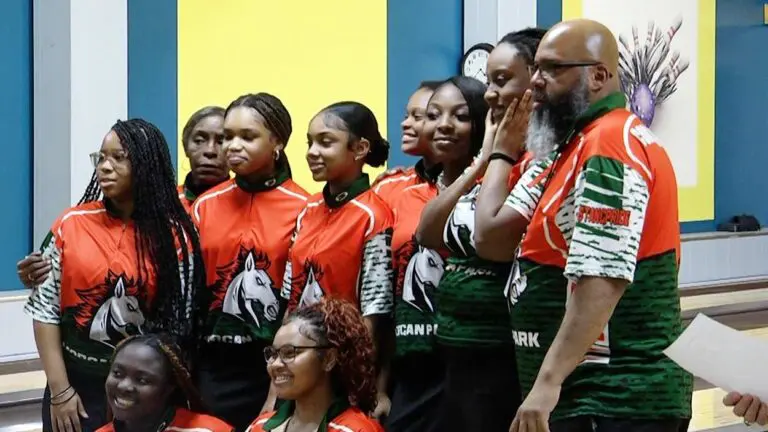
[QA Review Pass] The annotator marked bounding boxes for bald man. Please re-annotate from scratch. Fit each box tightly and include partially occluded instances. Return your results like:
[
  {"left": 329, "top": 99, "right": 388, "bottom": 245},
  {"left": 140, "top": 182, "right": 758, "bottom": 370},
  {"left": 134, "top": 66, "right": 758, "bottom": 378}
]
[{"left": 493, "top": 19, "right": 692, "bottom": 432}]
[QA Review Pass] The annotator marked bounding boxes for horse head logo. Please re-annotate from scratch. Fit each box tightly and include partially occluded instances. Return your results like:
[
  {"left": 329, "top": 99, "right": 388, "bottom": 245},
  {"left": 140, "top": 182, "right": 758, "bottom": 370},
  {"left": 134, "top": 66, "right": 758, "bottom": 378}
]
[
  {"left": 298, "top": 266, "right": 324, "bottom": 309},
  {"left": 402, "top": 246, "right": 443, "bottom": 312},
  {"left": 89, "top": 277, "right": 145, "bottom": 347},
  {"left": 222, "top": 251, "right": 279, "bottom": 327}
]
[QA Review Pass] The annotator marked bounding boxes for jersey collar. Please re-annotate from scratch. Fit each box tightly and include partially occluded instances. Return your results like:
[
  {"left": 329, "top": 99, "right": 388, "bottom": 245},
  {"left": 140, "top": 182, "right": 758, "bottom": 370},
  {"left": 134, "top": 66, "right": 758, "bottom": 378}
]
[
  {"left": 561, "top": 91, "right": 627, "bottom": 148},
  {"left": 414, "top": 159, "right": 442, "bottom": 184},
  {"left": 323, "top": 173, "right": 370, "bottom": 208},
  {"left": 235, "top": 161, "right": 291, "bottom": 193},
  {"left": 263, "top": 399, "right": 350, "bottom": 431},
  {"left": 113, "top": 406, "right": 176, "bottom": 432},
  {"left": 181, "top": 172, "right": 210, "bottom": 202}
]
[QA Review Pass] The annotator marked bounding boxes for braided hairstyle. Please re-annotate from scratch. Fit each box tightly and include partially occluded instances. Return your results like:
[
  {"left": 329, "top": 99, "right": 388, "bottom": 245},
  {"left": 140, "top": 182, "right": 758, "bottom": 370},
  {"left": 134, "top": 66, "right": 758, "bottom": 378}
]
[
  {"left": 225, "top": 92, "right": 293, "bottom": 177},
  {"left": 498, "top": 27, "right": 548, "bottom": 66},
  {"left": 110, "top": 334, "right": 205, "bottom": 413},
  {"left": 284, "top": 298, "right": 378, "bottom": 413},
  {"left": 77, "top": 170, "right": 102, "bottom": 204},
  {"left": 110, "top": 119, "right": 204, "bottom": 354}
]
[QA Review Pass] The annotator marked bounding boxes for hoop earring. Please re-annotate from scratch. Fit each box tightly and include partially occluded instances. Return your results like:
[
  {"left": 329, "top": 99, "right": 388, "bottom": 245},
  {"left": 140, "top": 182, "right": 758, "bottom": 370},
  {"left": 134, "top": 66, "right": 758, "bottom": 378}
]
[{"left": 274, "top": 150, "right": 280, "bottom": 161}]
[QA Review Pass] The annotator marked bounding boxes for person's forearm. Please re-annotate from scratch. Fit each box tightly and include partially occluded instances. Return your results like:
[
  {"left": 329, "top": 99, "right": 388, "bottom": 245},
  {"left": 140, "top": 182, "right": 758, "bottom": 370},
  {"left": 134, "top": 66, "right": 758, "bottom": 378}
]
[
  {"left": 534, "top": 277, "right": 626, "bottom": 387},
  {"left": 33, "top": 321, "right": 70, "bottom": 394},
  {"left": 415, "top": 162, "right": 486, "bottom": 250},
  {"left": 474, "top": 159, "right": 520, "bottom": 261}
]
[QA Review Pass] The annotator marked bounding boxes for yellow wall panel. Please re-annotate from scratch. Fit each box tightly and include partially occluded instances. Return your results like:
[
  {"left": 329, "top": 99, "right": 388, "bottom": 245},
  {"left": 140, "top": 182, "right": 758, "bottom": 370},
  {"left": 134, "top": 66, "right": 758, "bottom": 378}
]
[{"left": 177, "top": 0, "right": 388, "bottom": 192}]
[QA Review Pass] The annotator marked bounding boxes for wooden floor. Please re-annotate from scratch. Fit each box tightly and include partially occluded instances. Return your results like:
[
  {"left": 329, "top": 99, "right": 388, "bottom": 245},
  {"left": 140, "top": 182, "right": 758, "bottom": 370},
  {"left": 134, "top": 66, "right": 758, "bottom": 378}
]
[{"left": 1, "top": 293, "right": 766, "bottom": 432}]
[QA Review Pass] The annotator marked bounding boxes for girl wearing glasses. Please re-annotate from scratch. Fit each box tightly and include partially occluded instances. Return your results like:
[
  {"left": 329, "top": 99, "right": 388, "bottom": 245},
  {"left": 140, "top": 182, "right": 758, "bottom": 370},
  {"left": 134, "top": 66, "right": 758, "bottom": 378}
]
[
  {"left": 96, "top": 334, "right": 232, "bottom": 432},
  {"left": 192, "top": 93, "right": 309, "bottom": 431},
  {"left": 24, "top": 119, "right": 203, "bottom": 432},
  {"left": 248, "top": 298, "right": 383, "bottom": 432},
  {"left": 16, "top": 106, "right": 229, "bottom": 289}
]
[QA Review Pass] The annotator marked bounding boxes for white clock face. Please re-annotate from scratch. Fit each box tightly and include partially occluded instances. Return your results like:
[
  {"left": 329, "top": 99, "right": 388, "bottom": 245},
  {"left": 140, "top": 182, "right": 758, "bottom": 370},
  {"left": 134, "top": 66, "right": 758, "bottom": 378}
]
[{"left": 463, "top": 49, "right": 490, "bottom": 83}]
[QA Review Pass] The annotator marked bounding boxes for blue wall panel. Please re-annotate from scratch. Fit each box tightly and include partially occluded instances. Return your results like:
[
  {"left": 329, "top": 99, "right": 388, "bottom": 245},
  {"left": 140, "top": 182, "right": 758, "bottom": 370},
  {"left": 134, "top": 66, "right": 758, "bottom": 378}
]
[
  {"left": 127, "top": 0, "right": 178, "bottom": 168},
  {"left": 387, "top": 0, "right": 464, "bottom": 168},
  {"left": 712, "top": 0, "right": 768, "bottom": 228},
  {"left": 537, "top": 0, "right": 562, "bottom": 29},
  {"left": 0, "top": 0, "right": 32, "bottom": 291}
]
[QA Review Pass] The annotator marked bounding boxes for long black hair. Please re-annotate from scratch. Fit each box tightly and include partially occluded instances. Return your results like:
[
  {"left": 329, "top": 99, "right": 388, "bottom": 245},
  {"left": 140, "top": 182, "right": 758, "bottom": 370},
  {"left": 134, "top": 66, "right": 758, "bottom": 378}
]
[{"left": 80, "top": 119, "right": 204, "bottom": 354}]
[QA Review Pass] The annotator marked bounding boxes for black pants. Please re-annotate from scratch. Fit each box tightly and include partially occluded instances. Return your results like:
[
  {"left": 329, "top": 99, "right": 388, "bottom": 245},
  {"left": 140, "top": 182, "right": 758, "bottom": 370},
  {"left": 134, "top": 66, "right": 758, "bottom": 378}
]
[
  {"left": 42, "top": 369, "right": 108, "bottom": 432},
  {"left": 195, "top": 341, "right": 271, "bottom": 432},
  {"left": 551, "top": 416, "right": 690, "bottom": 432},
  {"left": 438, "top": 344, "right": 521, "bottom": 432},
  {"left": 386, "top": 353, "right": 445, "bottom": 432}
]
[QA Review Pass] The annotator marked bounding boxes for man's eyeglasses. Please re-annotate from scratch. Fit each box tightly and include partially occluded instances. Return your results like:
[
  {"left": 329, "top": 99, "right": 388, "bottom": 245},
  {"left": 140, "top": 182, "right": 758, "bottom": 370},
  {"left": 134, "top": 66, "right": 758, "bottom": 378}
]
[
  {"left": 264, "top": 345, "right": 331, "bottom": 363},
  {"left": 531, "top": 61, "right": 602, "bottom": 80},
  {"left": 90, "top": 151, "right": 129, "bottom": 169}
]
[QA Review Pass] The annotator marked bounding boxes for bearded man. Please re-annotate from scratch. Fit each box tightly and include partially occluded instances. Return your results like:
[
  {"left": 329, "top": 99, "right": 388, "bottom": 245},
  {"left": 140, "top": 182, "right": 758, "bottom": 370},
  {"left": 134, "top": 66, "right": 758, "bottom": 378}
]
[{"left": 476, "top": 18, "right": 692, "bottom": 432}]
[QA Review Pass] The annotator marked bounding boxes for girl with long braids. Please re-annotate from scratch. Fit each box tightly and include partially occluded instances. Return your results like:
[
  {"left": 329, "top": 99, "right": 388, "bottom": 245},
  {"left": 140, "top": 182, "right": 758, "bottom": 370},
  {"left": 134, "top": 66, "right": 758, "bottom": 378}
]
[
  {"left": 192, "top": 92, "right": 308, "bottom": 430},
  {"left": 247, "top": 298, "right": 383, "bottom": 431},
  {"left": 281, "top": 101, "right": 394, "bottom": 419},
  {"left": 372, "top": 80, "right": 443, "bottom": 205},
  {"left": 415, "top": 29, "right": 547, "bottom": 431},
  {"left": 96, "top": 334, "right": 233, "bottom": 432},
  {"left": 17, "top": 106, "right": 228, "bottom": 287},
  {"left": 24, "top": 118, "right": 204, "bottom": 432},
  {"left": 178, "top": 106, "right": 229, "bottom": 212}
]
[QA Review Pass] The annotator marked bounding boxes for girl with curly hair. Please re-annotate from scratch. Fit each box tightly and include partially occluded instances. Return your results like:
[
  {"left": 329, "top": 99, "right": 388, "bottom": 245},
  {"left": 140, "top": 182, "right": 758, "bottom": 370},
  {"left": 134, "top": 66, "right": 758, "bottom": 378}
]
[
  {"left": 96, "top": 334, "right": 233, "bottom": 432},
  {"left": 247, "top": 298, "right": 383, "bottom": 431}
]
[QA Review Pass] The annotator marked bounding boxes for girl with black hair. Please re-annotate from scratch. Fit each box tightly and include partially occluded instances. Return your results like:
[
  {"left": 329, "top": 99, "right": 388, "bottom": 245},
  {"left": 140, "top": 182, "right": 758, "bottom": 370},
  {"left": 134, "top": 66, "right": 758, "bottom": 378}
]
[
  {"left": 372, "top": 80, "right": 443, "bottom": 205},
  {"left": 24, "top": 119, "right": 203, "bottom": 432},
  {"left": 17, "top": 105, "right": 228, "bottom": 288},
  {"left": 192, "top": 93, "right": 309, "bottom": 431},
  {"left": 248, "top": 298, "right": 383, "bottom": 431},
  {"left": 415, "top": 28, "right": 548, "bottom": 431},
  {"left": 383, "top": 76, "right": 487, "bottom": 432},
  {"left": 281, "top": 101, "right": 394, "bottom": 419},
  {"left": 96, "top": 334, "right": 233, "bottom": 432},
  {"left": 178, "top": 106, "right": 229, "bottom": 212}
]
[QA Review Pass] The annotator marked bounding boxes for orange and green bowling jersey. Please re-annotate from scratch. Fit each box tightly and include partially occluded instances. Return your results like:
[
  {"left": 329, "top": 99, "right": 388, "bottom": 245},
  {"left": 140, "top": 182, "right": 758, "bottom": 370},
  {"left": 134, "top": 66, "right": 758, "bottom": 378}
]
[
  {"left": 23, "top": 201, "right": 194, "bottom": 376},
  {"left": 432, "top": 153, "right": 533, "bottom": 347},
  {"left": 373, "top": 159, "right": 441, "bottom": 207},
  {"left": 504, "top": 93, "right": 692, "bottom": 420},
  {"left": 193, "top": 167, "right": 309, "bottom": 344},
  {"left": 97, "top": 407, "right": 234, "bottom": 432},
  {"left": 248, "top": 401, "right": 383, "bottom": 432},
  {"left": 282, "top": 174, "right": 394, "bottom": 316},
  {"left": 177, "top": 184, "right": 194, "bottom": 214},
  {"left": 390, "top": 182, "right": 445, "bottom": 356}
]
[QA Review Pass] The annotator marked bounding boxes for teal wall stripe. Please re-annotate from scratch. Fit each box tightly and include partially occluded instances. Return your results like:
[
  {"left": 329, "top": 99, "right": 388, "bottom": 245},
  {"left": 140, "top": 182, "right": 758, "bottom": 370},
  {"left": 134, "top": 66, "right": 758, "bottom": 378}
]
[
  {"left": 386, "top": 0, "right": 464, "bottom": 168},
  {"left": 0, "top": 0, "right": 32, "bottom": 290},
  {"left": 537, "top": 0, "right": 562, "bottom": 28},
  {"left": 127, "top": 0, "right": 178, "bottom": 168}
]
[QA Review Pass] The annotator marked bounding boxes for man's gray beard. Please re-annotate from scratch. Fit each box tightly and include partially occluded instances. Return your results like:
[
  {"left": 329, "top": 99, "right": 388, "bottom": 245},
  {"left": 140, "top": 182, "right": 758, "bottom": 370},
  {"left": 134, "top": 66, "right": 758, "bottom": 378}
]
[{"left": 525, "top": 76, "right": 591, "bottom": 161}]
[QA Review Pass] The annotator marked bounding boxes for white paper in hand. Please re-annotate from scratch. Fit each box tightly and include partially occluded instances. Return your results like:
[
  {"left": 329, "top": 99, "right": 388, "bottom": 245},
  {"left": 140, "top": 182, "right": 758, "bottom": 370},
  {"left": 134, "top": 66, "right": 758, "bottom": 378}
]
[{"left": 664, "top": 314, "right": 768, "bottom": 401}]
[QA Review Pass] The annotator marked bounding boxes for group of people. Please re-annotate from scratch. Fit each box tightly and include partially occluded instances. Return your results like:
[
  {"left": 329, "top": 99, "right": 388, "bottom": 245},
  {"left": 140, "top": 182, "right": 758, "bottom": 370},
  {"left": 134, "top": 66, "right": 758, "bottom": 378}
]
[{"left": 14, "top": 17, "right": 767, "bottom": 432}]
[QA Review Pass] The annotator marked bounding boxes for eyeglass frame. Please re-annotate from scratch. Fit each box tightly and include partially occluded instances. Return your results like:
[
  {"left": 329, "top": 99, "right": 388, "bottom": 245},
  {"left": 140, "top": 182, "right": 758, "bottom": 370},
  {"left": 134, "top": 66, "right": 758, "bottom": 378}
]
[
  {"left": 263, "top": 345, "right": 332, "bottom": 364},
  {"left": 530, "top": 60, "right": 607, "bottom": 80},
  {"left": 89, "top": 151, "right": 130, "bottom": 169}
]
